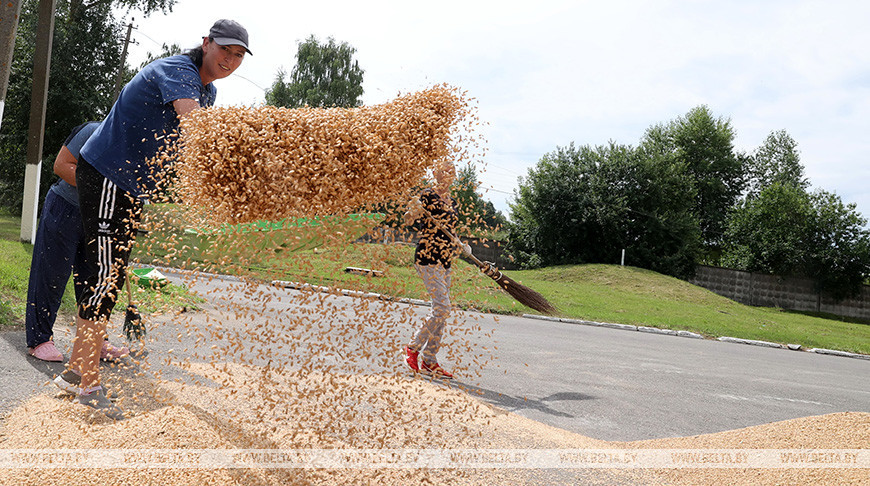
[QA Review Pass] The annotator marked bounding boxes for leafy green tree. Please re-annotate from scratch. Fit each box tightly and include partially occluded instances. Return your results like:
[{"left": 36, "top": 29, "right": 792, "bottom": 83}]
[
  {"left": 69, "top": 0, "right": 173, "bottom": 19},
  {"left": 264, "top": 69, "right": 293, "bottom": 107},
  {"left": 508, "top": 143, "right": 597, "bottom": 268},
  {"left": 641, "top": 106, "right": 745, "bottom": 249},
  {"left": 722, "top": 184, "right": 870, "bottom": 299},
  {"left": 0, "top": 0, "right": 175, "bottom": 212},
  {"left": 804, "top": 190, "right": 870, "bottom": 299},
  {"left": 508, "top": 142, "right": 700, "bottom": 278},
  {"left": 721, "top": 183, "right": 812, "bottom": 275},
  {"left": 452, "top": 163, "right": 506, "bottom": 232},
  {"left": 265, "top": 35, "right": 364, "bottom": 108},
  {"left": 745, "top": 129, "right": 808, "bottom": 199}
]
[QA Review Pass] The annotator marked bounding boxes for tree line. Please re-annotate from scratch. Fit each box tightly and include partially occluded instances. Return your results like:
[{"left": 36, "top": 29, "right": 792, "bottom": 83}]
[
  {"left": 1, "top": 4, "right": 500, "bottom": 239},
  {"left": 0, "top": 0, "right": 172, "bottom": 211},
  {"left": 5, "top": 1, "right": 862, "bottom": 299},
  {"left": 507, "top": 107, "right": 870, "bottom": 300}
]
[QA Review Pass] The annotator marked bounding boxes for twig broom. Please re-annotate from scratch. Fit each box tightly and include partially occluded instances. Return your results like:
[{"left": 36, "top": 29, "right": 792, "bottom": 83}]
[{"left": 419, "top": 207, "right": 558, "bottom": 315}]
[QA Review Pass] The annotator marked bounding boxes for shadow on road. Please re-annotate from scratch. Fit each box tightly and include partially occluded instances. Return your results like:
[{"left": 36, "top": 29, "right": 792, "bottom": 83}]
[
  {"left": 0, "top": 330, "right": 65, "bottom": 379},
  {"left": 452, "top": 381, "right": 595, "bottom": 418},
  {"left": 540, "top": 391, "right": 596, "bottom": 402}
]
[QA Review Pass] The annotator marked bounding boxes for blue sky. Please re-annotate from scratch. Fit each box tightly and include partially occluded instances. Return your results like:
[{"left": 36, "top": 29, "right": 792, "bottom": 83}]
[{"left": 124, "top": 0, "right": 870, "bottom": 220}]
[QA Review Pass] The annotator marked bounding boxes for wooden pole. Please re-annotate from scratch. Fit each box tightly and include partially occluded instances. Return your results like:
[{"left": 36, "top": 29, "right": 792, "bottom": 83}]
[
  {"left": 110, "top": 21, "right": 134, "bottom": 107},
  {"left": 20, "top": 0, "right": 56, "bottom": 242},
  {"left": 0, "top": 0, "right": 24, "bottom": 129}
]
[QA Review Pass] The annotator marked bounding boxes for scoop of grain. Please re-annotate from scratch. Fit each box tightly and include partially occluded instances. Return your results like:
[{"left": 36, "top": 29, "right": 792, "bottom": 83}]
[{"left": 167, "top": 84, "right": 472, "bottom": 224}]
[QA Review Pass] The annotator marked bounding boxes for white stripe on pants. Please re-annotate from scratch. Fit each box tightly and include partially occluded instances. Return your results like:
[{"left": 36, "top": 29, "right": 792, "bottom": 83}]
[
  {"left": 411, "top": 263, "right": 452, "bottom": 365},
  {"left": 86, "top": 178, "right": 118, "bottom": 313}
]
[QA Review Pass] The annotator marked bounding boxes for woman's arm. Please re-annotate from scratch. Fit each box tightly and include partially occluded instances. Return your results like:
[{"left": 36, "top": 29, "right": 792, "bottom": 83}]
[
  {"left": 172, "top": 98, "right": 201, "bottom": 118},
  {"left": 404, "top": 195, "right": 424, "bottom": 226},
  {"left": 53, "top": 146, "right": 78, "bottom": 186}
]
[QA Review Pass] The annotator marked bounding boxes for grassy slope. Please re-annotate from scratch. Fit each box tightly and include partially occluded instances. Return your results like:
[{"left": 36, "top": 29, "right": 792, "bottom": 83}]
[
  {"left": 0, "top": 212, "right": 201, "bottom": 328},
  {"left": 4, "top": 210, "right": 868, "bottom": 354},
  {"left": 133, "top": 209, "right": 870, "bottom": 355},
  {"left": 309, "top": 249, "right": 870, "bottom": 355},
  {"left": 522, "top": 264, "right": 870, "bottom": 354}
]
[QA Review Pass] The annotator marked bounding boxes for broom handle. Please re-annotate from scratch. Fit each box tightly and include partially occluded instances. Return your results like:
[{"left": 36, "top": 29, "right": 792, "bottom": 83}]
[{"left": 415, "top": 197, "right": 556, "bottom": 315}]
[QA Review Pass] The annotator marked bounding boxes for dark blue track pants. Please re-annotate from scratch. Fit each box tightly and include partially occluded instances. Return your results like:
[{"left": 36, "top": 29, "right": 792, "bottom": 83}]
[{"left": 25, "top": 188, "right": 84, "bottom": 348}]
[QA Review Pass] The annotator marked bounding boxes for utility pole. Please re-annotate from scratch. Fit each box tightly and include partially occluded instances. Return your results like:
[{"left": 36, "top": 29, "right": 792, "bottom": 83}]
[
  {"left": 20, "top": 0, "right": 56, "bottom": 243},
  {"left": 0, "top": 0, "right": 24, "bottom": 132},
  {"left": 110, "top": 20, "right": 134, "bottom": 107}
]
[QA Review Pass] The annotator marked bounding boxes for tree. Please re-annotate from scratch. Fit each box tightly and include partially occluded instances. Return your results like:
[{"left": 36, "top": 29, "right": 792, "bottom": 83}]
[
  {"left": 721, "top": 183, "right": 813, "bottom": 276},
  {"left": 804, "top": 190, "right": 870, "bottom": 299},
  {"left": 641, "top": 106, "right": 745, "bottom": 249},
  {"left": 0, "top": 0, "right": 175, "bottom": 213},
  {"left": 69, "top": 0, "right": 174, "bottom": 19},
  {"left": 265, "top": 35, "right": 364, "bottom": 108},
  {"left": 745, "top": 129, "right": 808, "bottom": 199},
  {"left": 722, "top": 183, "right": 870, "bottom": 299},
  {"left": 264, "top": 69, "right": 293, "bottom": 107},
  {"left": 508, "top": 142, "right": 700, "bottom": 278},
  {"left": 452, "top": 163, "right": 506, "bottom": 232}
]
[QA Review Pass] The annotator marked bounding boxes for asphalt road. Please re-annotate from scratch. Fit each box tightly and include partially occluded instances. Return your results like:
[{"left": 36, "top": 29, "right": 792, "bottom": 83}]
[
  {"left": 2, "top": 271, "right": 869, "bottom": 443},
  {"left": 464, "top": 313, "right": 870, "bottom": 441}
]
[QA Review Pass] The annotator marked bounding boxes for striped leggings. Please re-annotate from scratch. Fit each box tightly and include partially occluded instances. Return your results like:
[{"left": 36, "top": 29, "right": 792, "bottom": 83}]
[
  {"left": 409, "top": 263, "right": 453, "bottom": 365},
  {"left": 75, "top": 158, "right": 142, "bottom": 321}
]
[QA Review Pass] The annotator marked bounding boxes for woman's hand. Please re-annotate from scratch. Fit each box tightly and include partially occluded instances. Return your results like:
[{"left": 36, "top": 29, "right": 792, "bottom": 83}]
[
  {"left": 403, "top": 196, "right": 424, "bottom": 225},
  {"left": 460, "top": 242, "right": 473, "bottom": 258}
]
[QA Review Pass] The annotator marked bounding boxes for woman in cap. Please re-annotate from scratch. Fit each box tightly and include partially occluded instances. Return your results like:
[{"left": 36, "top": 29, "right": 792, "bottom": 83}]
[{"left": 54, "top": 19, "right": 251, "bottom": 420}]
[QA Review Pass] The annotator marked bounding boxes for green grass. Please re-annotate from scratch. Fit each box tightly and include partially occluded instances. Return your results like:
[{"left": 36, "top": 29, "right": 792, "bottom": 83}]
[
  {"left": 4, "top": 208, "right": 869, "bottom": 355},
  {"left": 516, "top": 264, "right": 870, "bottom": 354},
  {"left": 0, "top": 214, "right": 36, "bottom": 326},
  {"left": 129, "top": 204, "right": 870, "bottom": 355},
  {"left": 0, "top": 211, "right": 202, "bottom": 329}
]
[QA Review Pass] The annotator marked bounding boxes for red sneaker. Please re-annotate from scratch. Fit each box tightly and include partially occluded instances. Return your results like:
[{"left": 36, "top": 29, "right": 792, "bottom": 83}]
[
  {"left": 421, "top": 361, "right": 453, "bottom": 380},
  {"left": 404, "top": 346, "right": 419, "bottom": 372}
]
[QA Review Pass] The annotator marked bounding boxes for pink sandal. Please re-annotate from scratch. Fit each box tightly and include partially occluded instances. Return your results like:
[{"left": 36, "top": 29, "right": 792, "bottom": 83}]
[
  {"left": 100, "top": 341, "right": 130, "bottom": 361},
  {"left": 28, "top": 341, "right": 64, "bottom": 362}
]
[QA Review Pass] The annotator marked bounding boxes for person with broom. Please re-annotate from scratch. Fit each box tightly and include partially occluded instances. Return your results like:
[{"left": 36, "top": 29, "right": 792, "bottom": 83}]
[
  {"left": 402, "top": 160, "right": 472, "bottom": 380},
  {"left": 53, "top": 19, "right": 252, "bottom": 420},
  {"left": 25, "top": 122, "right": 130, "bottom": 363}
]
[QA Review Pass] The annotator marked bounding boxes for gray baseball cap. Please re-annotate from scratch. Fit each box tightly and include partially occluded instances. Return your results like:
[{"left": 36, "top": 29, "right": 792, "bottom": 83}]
[{"left": 207, "top": 19, "right": 252, "bottom": 55}]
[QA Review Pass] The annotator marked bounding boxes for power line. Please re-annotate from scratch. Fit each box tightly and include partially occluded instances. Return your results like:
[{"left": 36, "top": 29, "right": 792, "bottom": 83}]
[
  {"left": 131, "top": 26, "right": 161, "bottom": 49},
  {"left": 231, "top": 73, "right": 268, "bottom": 92},
  {"left": 477, "top": 185, "right": 515, "bottom": 197}
]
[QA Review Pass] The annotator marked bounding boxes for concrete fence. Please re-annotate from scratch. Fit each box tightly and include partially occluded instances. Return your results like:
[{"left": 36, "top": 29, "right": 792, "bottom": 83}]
[
  {"left": 689, "top": 265, "right": 870, "bottom": 320},
  {"left": 359, "top": 229, "right": 870, "bottom": 319}
]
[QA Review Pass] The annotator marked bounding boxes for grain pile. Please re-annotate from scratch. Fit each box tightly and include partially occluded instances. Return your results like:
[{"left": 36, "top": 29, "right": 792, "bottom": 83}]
[
  {"left": 167, "top": 84, "right": 475, "bottom": 224},
  {"left": 1, "top": 361, "right": 866, "bottom": 485},
  {"left": 0, "top": 361, "right": 653, "bottom": 485},
  {"left": 2, "top": 275, "right": 868, "bottom": 485}
]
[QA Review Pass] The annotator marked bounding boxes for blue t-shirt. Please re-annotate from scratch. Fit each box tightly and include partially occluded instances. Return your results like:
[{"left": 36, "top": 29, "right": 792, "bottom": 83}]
[
  {"left": 80, "top": 54, "right": 217, "bottom": 196},
  {"left": 50, "top": 121, "right": 100, "bottom": 207}
]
